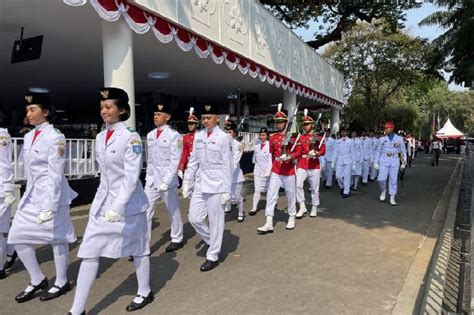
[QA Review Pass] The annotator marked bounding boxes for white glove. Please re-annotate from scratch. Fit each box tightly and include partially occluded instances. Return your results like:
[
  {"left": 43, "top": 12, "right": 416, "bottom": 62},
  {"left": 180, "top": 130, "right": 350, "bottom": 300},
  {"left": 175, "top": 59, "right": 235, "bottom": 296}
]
[
  {"left": 105, "top": 210, "right": 122, "bottom": 223},
  {"left": 331, "top": 161, "right": 336, "bottom": 169},
  {"left": 370, "top": 159, "right": 373, "bottom": 164},
  {"left": 177, "top": 170, "right": 184, "bottom": 180},
  {"left": 37, "top": 210, "right": 54, "bottom": 225},
  {"left": 182, "top": 181, "right": 191, "bottom": 198},
  {"left": 359, "top": 160, "right": 363, "bottom": 164},
  {"left": 3, "top": 192, "right": 15, "bottom": 206},
  {"left": 374, "top": 163, "right": 379, "bottom": 170},
  {"left": 279, "top": 154, "right": 291, "bottom": 162},
  {"left": 401, "top": 163, "right": 406, "bottom": 170},
  {"left": 221, "top": 193, "right": 230, "bottom": 205},
  {"left": 352, "top": 164, "right": 356, "bottom": 171},
  {"left": 308, "top": 150, "right": 317, "bottom": 158},
  {"left": 159, "top": 182, "right": 169, "bottom": 192}
]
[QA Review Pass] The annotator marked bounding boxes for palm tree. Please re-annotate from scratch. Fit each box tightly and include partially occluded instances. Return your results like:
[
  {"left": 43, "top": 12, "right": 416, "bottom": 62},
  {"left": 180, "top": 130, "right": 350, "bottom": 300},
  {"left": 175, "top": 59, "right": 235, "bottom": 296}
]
[{"left": 419, "top": 0, "right": 474, "bottom": 89}]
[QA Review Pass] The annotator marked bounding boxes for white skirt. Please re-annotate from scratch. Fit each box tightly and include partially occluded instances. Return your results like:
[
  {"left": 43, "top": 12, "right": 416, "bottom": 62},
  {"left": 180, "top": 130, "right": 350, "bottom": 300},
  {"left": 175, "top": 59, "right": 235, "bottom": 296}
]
[
  {"left": 254, "top": 175, "right": 270, "bottom": 193},
  {"left": 352, "top": 162, "right": 362, "bottom": 176},
  {"left": 0, "top": 201, "right": 12, "bottom": 233},
  {"left": 8, "top": 202, "right": 76, "bottom": 245},
  {"left": 78, "top": 210, "right": 150, "bottom": 259}
]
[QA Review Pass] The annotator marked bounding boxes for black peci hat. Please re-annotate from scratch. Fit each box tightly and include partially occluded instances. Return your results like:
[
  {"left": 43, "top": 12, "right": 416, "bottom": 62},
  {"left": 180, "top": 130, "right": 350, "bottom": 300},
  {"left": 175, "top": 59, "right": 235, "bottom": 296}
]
[
  {"left": 25, "top": 92, "right": 50, "bottom": 106},
  {"left": 100, "top": 87, "right": 129, "bottom": 102},
  {"left": 201, "top": 103, "right": 221, "bottom": 115},
  {"left": 154, "top": 103, "right": 172, "bottom": 114}
]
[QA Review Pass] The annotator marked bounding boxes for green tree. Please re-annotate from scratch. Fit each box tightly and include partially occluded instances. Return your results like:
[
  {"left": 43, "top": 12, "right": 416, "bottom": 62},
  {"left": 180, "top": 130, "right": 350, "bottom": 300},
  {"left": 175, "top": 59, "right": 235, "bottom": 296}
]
[
  {"left": 323, "top": 19, "right": 431, "bottom": 129},
  {"left": 419, "top": 0, "right": 474, "bottom": 88},
  {"left": 260, "top": 0, "right": 419, "bottom": 49}
]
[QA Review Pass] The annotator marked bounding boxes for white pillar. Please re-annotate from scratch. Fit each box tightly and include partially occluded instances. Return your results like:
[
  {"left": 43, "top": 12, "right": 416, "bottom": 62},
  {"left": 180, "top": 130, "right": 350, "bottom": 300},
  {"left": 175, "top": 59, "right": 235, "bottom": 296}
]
[
  {"left": 331, "top": 107, "right": 340, "bottom": 134},
  {"left": 102, "top": 19, "right": 136, "bottom": 129}
]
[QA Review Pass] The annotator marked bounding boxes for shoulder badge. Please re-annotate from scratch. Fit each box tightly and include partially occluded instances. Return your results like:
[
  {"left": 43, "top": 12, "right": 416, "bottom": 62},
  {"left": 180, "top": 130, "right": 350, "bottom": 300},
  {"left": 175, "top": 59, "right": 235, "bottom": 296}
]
[
  {"left": 126, "top": 127, "right": 136, "bottom": 133},
  {"left": 131, "top": 139, "right": 142, "bottom": 154},
  {"left": 54, "top": 128, "right": 63, "bottom": 134},
  {"left": 57, "top": 141, "right": 66, "bottom": 157},
  {"left": 177, "top": 138, "right": 183, "bottom": 149}
]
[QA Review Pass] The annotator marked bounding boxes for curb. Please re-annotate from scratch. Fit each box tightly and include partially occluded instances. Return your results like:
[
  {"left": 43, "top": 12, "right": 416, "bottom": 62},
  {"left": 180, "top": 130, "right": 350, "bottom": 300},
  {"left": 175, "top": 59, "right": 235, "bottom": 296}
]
[{"left": 392, "top": 158, "right": 463, "bottom": 315}]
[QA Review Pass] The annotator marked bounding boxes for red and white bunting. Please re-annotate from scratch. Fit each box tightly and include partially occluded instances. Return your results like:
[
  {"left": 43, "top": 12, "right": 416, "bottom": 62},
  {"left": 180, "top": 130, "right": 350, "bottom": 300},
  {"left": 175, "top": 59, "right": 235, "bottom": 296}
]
[{"left": 63, "top": 0, "right": 343, "bottom": 109}]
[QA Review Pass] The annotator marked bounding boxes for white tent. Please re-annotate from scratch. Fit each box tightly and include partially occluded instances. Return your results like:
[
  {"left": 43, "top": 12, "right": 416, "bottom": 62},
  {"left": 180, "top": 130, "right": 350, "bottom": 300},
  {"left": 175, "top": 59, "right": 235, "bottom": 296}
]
[{"left": 436, "top": 119, "right": 464, "bottom": 139}]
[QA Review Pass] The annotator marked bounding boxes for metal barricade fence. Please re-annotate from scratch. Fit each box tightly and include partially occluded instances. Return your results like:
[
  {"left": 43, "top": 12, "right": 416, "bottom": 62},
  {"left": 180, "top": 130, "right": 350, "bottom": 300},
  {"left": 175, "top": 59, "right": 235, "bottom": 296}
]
[{"left": 12, "top": 133, "right": 259, "bottom": 181}]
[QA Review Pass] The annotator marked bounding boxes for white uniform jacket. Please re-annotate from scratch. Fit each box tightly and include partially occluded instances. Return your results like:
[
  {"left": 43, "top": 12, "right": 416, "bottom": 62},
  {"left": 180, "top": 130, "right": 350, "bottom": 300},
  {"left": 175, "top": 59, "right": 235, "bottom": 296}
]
[
  {"left": 145, "top": 125, "right": 182, "bottom": 189},
  {"left": 231, "top": 138, "right": 245, "bottom": 184},
  {"left": 18, "top": 123, "right": 76, "bottom": 212},
  {"left": 333, "top": 137, "right": 354, "bottom": 166},
  {"left": 375, "top": 134, "right": 407, "bottom": 167},
  {"left": 90, "top": 122, "right": 148, "bottom": 217},
  {"left": 252, "top": 141, "right": 272, "bottom": 177},
  {"left": 0, "top": 128, "right": 14, "bottom": 194},
  {"left": 360, "top": 136, "right": 373, "bottom": 161},
  {"left": 184, "top": 126, "right": 232, "bottom": 194},
  {"left": 351, "top": 138, "right": 363, "bottom": 163},
  {"left": 324, "top": 137, "right": 335, "bottom": 162}
]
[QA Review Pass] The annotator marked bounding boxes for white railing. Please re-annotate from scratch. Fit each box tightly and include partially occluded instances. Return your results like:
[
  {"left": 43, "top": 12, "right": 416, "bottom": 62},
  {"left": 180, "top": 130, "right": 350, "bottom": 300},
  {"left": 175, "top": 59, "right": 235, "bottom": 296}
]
[
  {"left": 12, "top": 138, "right": 99, "bottom": 181},
  {"left": 12, "top": 133, "right": 259, "bottom": 181}
]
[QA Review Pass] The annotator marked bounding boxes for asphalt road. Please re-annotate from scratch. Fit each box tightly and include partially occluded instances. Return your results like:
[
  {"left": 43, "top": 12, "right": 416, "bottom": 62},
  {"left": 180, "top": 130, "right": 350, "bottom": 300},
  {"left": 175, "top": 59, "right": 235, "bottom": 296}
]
[{"left": 0, "top": 153, "right": 459, "bottom": 314}]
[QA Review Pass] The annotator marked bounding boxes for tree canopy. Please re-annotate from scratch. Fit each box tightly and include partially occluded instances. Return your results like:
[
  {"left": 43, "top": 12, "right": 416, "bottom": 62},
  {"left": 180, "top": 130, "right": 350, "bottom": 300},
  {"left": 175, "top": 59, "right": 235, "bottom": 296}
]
[{"left": 260, "top": 0, "right": 420, "bottom": 49}]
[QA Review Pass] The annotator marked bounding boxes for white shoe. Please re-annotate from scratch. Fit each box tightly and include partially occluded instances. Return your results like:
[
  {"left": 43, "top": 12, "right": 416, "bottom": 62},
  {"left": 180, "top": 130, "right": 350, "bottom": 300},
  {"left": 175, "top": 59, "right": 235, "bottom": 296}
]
[
  {"left": 224, "top": 202, "right": 232, "bottom": 213},
  {"left": 379, "top": 190, "right": 386, "bottom": 202},
  {"left": 257, "top": 216, "right": 273, "bottom": 234},
  {"left": 310, "top": 206, "right": 318, "bottom": 217},
  {"left": 390, "top": 196, "right": 397, "bottom": 206},
  {"left": 286, "top": 215, "right": 296, "bottom": 230},
  {"left": 296, "top": 202, "right": 307, "bottom": 219}
]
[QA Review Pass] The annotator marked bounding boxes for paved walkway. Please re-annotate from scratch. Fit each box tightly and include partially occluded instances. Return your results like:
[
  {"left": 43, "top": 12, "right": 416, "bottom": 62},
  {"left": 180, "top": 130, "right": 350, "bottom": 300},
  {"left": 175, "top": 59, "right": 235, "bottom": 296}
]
[{"left": 0, "top": 153, "right": 460, "bottom": 314}]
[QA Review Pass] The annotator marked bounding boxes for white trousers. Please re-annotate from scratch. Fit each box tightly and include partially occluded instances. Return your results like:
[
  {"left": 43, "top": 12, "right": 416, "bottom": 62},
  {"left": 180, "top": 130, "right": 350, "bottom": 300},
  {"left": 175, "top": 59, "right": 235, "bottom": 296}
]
[
  {"left": 230, "top": 182, "right": 243, "bottom": 204},
  {"left": 188, "top": 190, "right": 225, "bottom": 262},
  {"left": 144, "top": 186, "right": 183, "bottom": 243},
  {"left": 362, "top": 160, "right": 371, "bottom": 183},
  {"left": 377, "top": 164, "right": 399, "bottom": 196},
  {"left": 370, "top": 161, "right": 378, "bottom": 180},
  {"left": 336, "top": 164, "right": 352, "bottom": 195},
  {"left": 264, "top": 173, "right": 297, "bottom": 217},
  {"left": 296, "top": 168, "right": 321, "bottom": 206},
  {"left": 324, "top": 161, "right": 334, "bottom": 187}
]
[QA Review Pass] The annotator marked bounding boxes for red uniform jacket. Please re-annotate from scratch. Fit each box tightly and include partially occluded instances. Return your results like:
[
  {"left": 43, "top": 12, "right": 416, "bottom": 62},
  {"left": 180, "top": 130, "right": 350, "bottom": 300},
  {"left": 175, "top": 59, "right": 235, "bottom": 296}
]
[
  {"left": 270, "top": 132, "right": 301, "bottom": 176},
  {"left": 178, "top": 132, "right": 195, "bottom": 171},
  {"left": 297, "top": 132, "right": 326, "bottom": 170}
]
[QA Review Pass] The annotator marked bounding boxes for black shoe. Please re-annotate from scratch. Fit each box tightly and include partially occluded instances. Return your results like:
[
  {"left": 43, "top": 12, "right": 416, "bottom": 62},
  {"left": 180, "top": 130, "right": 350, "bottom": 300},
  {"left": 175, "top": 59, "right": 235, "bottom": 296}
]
[
  {"left": 340, "top": 188, "right": 344, "bottom": 195},
  {"left": 325, "top": 185, "right": 332, "bottom": 189},
  {"left": 15, "top": 277, "right": 49, "bottom": 303},
  {"left": 200, "top": 259, "right": 219, "bottom": 272},
  {"left": 342, "top": 194, "right": 349, "bottom": 198},
  {"left": 248, "top": 210, "right": 257, "bottom": 216},
  {"left": 361, "top": 182, "right": 367, "bottom": 186},
  {"left": 0, "top": 269, "right": 5, "bottom": 279},
  {"left": 128, "top": 256, "right": 134, "bottom": 262},
  {"left": 4, "top": 251, "right": 17, "bottom": 270},
  {"left": 125, "top": 291, "right": 154, "bottom": 312},
  {"left": 165, "top": 242, "right": 184, "bottom": 252},
  {"left": 40, "top": 282, "right": 71, "bottom": 302},
  {"left": 67, "top": 312, "right": 85, "bottom": 315}
]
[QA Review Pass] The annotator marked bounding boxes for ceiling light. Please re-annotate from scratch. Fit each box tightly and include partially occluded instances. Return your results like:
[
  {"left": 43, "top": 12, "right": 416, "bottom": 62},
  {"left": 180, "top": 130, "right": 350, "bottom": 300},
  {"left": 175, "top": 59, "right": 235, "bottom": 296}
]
[
  {"left": 29, "top": 87, "right": 49, "bottom": 93},
  {"left": 147, "top": 72, "right": 170, "bottom": 79}
]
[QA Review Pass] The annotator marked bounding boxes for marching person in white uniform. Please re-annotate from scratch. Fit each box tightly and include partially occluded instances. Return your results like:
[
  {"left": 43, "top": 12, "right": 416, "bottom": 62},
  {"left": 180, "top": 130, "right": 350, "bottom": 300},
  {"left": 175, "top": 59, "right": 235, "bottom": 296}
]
[
  {"left": 144, "top": 102, "right": 184, "bottom": 252},
  {"left": 8, "top": 92, "right": 77, "bottom": 303},
  {"left": 350, "top": 131, "right": 363, "bottom": 190},
  {"left": 322, "top": 129, "right": 335, "bottom": 188},
  {"left": 332, "top": 127, "right": 353, "bottom": 198},
  {"left": 69, "top": 88, "right": 153, "bottom": 314},
  {"left": 370, "top": 131, "right": 381, "bottom": 181},
  {"left": 360, "top": 129, "right": 373, "bottom": 185},
  {"left": 0, "top": 128, "right": 16, "bottom": 279},
  {"left": 224, "top": 118, "right": 245, "bottom": 222},
  {"left": 182, "top": 104, "right": 232, "bottom": 272},
  {"left": 374, "top": 121, "right": 407, "bottom": 206},
  {"left": 249, "top": 128, "right": 272, "bottom": 216}
]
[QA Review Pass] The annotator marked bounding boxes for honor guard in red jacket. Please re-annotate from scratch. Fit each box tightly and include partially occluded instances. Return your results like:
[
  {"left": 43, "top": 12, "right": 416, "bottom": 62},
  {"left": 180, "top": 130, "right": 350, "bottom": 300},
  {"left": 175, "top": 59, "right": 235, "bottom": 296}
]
[
  {"left": 178, "top": 107, "right": 199, "bottom": 179},
  {"left": 295, "top": 109, "right": 325, "bottom": 218},
  {"left": 257, "top": 104, "right": 301, "bottom": 234}
]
